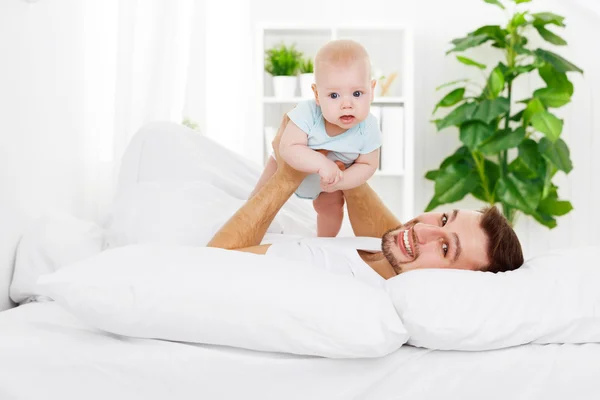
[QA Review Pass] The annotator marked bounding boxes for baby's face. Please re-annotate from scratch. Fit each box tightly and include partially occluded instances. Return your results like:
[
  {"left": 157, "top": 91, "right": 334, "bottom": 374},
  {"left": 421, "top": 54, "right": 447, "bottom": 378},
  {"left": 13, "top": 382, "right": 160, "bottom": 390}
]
[{"left": 313, "top": 60, "right": 375, "bottom": 130}]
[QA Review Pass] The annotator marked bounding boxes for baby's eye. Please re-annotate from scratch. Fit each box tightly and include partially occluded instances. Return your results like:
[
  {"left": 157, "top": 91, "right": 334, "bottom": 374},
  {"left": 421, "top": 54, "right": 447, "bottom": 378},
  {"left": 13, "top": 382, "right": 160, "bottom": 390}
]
[
  {"left": 329, "top": 93, "right": 339, "bottom": 99},
  {"left": 353, "top": 91, "right": 362, "bottom": 97}
]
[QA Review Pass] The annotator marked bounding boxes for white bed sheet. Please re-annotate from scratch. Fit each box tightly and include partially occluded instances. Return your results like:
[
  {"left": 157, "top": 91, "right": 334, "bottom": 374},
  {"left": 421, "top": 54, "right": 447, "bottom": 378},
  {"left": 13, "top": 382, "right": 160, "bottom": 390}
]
[{"left": 1, "top": 302, "right": 599, "bottom": 400}]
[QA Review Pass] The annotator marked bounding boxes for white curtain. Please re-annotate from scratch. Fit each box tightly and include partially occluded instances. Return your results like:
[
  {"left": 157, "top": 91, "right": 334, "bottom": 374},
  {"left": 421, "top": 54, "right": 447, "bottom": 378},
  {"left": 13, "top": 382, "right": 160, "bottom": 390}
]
[{"left": 80, "top": 0, "right": 196, "bottom": 221}]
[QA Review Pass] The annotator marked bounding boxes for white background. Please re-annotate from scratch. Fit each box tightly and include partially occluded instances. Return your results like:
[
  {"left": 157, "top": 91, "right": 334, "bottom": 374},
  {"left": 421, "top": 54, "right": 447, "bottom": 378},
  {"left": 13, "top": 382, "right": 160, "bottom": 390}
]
[{"left": 1, "top": 0, "right": 598, "bottom": 258}]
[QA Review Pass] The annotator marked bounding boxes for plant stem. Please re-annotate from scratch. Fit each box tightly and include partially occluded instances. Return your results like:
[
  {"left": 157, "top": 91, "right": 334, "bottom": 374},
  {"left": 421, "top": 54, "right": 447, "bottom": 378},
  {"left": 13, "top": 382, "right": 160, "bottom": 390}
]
[{"left": 472, "top": 151, "right": 494, "bottom": 205}]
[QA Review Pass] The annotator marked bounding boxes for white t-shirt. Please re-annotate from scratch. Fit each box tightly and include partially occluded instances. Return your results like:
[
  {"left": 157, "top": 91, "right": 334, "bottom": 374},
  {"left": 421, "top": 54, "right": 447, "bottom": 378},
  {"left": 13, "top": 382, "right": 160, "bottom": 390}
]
[{"left": 265, "top": 236, "right": 385, "bottom": 289}]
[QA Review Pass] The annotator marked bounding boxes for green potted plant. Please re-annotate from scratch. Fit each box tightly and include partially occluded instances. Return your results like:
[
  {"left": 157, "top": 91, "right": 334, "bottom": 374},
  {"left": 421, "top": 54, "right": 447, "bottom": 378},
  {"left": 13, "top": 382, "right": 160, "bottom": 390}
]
[
  {"left": 426, "top": 0, "right": 582, "bottom": 228},
  {"left": 265, "top": 43, "right": 303, "bottom": 98},
  {"left": 299, "top": 57, "right": 314, "bottom": 98}
]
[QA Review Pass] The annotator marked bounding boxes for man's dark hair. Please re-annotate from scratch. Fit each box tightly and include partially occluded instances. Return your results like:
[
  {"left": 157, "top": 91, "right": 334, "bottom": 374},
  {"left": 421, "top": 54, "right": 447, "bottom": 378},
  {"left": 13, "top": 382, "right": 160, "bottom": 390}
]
[{"left": 479, "top": 206, "right": 524, "bottom": 273}]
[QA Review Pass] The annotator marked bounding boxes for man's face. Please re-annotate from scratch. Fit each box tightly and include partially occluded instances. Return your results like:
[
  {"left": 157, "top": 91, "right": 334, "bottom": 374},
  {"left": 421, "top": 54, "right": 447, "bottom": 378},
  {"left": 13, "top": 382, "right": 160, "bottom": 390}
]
[{"left": 381, "top": 210, "right": 489, "bottom": 274}]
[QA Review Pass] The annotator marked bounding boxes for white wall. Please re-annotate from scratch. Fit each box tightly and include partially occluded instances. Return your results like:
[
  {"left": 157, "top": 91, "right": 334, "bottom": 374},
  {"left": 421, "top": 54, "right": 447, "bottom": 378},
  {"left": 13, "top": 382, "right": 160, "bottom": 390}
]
[{"left": 206, "top": 0, "right": 600, "bottom": 258}]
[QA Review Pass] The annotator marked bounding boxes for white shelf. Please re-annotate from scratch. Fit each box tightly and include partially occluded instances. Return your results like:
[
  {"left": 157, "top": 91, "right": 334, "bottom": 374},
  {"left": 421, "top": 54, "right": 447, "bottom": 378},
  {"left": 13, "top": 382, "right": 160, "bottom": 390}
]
[
  {"left": 374, "top": 170, "right": 405, "bottom": 177},
  {"left": 263, "top": 96, "right": 405, "bottom": 105}
]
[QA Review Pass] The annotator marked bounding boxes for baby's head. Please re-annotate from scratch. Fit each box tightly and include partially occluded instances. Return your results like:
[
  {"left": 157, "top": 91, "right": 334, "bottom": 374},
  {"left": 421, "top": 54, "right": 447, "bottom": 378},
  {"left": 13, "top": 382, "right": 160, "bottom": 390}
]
[{"left": 311, "top": 40, "right": 375, "bottom": 130}]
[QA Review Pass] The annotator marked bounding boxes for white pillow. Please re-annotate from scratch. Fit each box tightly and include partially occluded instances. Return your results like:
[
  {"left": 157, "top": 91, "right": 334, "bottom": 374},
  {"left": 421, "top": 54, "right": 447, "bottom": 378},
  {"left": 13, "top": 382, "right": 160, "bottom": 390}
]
[
  {"left": 103, "top": 181, "right": 291, "bottom": 249},
  {"left": 385, "top": 246, "right": 600, "bottom": 351},
  {"left": 10, "top": 212, "right": 106, "bottom": 304},
  {"left": 36, "top": 244, "right": 408, "bottom": 358}
]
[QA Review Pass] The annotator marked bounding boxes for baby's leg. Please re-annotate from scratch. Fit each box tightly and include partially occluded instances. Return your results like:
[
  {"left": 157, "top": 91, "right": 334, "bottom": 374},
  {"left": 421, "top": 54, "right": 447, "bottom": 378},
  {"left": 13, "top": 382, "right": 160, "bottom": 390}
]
[
  {"left": 249, "top": 156, "right": 278, "bottom": 198},
  {"left": 313, "top": 191, "right": 345, "bottom": 237}
]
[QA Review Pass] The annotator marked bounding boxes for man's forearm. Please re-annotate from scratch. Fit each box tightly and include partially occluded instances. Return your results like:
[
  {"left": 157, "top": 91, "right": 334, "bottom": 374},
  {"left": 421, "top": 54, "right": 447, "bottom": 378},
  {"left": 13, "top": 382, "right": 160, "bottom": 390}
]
[
  {"left": 207, "top": 171, "right": 299, "bottom": 249},
  {"left": 343, "top": 183, "right": 401, "bottom": 238}
]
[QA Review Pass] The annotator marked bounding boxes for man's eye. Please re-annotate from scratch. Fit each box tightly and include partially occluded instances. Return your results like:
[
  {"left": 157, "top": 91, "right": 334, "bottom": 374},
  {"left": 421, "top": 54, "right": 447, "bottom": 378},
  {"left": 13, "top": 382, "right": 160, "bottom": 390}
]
[
  {"left": 442, "top": 243, "right": 449, "bottom": 257},
  {"left": 353, "top": 91, "right": 362, "bottom": 97},
  {"left": 441, "top": 213, "right": 448, "bottom": 226},
  {"left": 329, "top": 93, "right": 339, "bottom": 99}
]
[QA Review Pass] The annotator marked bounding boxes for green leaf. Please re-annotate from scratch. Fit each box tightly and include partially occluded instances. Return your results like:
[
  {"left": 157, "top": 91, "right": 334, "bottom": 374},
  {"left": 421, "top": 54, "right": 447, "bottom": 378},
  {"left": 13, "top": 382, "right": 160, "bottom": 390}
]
[
  {"left": 532, "top": 12, "right": 566, "bottom": 27},
  {"left": 523, "top": 98, "right": 546, "bottom": 126},
  {"left": 531, "top": 111, "right": 563, "bottom": 142},
  {"left": 456, "top": 56, "right": 486, "bottom": 69},
  {"left": 484, "top": 0, "right": 505, "bottom": 9},
  {"left": 434, "top": 88, "right": 465, "bottom": 113},
  {"left": 509, "top": 139, "right": 542, "bottom": 179},
  {"left": 514, "top": 0, "right": 532, "bottom": 4},
  {"left": 433, "top": 163, "right": 480, "bottom": 204},
  {"left": 510, "top": 12, "right": 528, "bottom": 29},
  {"left": 436, "top": 79, "right": 469, "bottom": 91},
  {"left": 496, "top": 173, "right": 543, "bottom": 213},
  {"left": 472, "top": 159, "right": 501, "bottom": 202},
  {"left": 473, "top": 25, "right": 507, "bottom": 45},
  {"left": 479, "top": 127, "right": 526, "bottom": 155},
  {"left": 533, "top": 87, "right": 571, "bottom": 108},
  {"left": 538, "top": 137, "right": 573, "bottom": 173},
  {"left": 535, "top": 49, "right": 583, "bottom": 73},
  {"left": 538, "top": 189, "right": 573, "bottom": 216},
  {"left": 539, "top": 64, "right": 574, "bottom": 95},
  {"left": 440, "top": 146, "right": 473, "bottom": 169},
  {"left": 425, "top": 170, "right": 439, "bottom": 180},
  {"left": 425, "top": 198, "right": 441, "bottom": 212},
  {"left": 532, "top": 211, "right": 558, "bottom": 228},
  {"left": 483, "top": 66, "right": 505, "bottom": 98},
  {"left": 534, "top": 25, "right": 567, "bottom": 45},
  {"left": 472, "top": 97, "right": 510, "bottom": 124},
  {"left": 447, "top": 34, "right": 490, "bottom": 53},
  {"left": 435, "top": 102, "right": 478, "bottom": 130},
  {"left": 510, "top": 109, "right": 525, "bottom": 121},
  {"left": 541, "top": 160, "right": 558, "bottom": 199},
  {"left": 459, "top": 121, "right": 494, "bottom": 149}
]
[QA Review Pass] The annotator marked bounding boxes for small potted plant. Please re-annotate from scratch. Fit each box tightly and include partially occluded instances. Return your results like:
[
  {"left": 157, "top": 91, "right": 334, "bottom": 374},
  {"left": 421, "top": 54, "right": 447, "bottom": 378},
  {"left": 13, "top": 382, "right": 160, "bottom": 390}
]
[
  {"left": 265, "top": 43, "right": 302, "bottom": 98},
  {"left": 299, "top": 57, "right": 314, "bottom": 98}
]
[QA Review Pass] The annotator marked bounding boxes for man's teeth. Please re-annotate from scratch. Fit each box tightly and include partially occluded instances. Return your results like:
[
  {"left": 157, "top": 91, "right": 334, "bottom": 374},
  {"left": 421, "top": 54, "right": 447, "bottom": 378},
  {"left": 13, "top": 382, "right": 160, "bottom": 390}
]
[{"left": 403, "top": 230, "right": 413, "bottom": 257}]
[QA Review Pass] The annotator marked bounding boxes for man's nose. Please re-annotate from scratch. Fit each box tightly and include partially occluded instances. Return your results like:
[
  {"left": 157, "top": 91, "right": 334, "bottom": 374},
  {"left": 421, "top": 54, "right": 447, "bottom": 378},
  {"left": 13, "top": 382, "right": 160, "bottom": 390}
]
[{"left": 413, "top": 223, "right": 443, "bottom": 244}]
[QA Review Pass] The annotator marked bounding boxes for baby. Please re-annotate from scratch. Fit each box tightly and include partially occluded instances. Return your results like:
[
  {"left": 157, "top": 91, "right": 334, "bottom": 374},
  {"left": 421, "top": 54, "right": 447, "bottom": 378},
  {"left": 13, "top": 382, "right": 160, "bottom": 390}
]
[{"left": 252, "top": 39, "right": 382, "bottom": 237}]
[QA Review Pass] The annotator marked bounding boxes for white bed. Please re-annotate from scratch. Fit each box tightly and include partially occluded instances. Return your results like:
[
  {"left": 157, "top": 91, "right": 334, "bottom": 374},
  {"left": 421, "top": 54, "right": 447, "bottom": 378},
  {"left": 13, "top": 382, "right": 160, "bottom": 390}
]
[
  {"left": 1, "top": 301, "right": 599, "bottom": 400},
  {"left": 1, "top": 121, "right": 599, "bottom": 400}
]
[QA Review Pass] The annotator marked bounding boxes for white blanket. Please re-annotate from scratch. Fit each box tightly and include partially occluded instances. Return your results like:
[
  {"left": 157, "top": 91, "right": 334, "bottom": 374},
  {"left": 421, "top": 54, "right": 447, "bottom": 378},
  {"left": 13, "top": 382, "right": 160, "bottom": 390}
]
[{"left": 1, "top": 302, "right": 600, "bottom": 400}]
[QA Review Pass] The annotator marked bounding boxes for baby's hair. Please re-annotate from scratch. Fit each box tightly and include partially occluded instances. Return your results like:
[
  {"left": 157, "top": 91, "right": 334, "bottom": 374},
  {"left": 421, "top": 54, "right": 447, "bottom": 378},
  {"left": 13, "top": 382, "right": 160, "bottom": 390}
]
[{"left": 314, "top": 40, "right": 371, "bottom": 81}]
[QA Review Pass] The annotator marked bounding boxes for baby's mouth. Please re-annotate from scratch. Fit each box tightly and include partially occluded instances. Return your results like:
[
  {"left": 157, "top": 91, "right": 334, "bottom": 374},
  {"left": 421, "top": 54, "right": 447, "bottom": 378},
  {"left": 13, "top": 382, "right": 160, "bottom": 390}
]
[{"left": 340, "top": 115, "right": 355, "bottom": 124}]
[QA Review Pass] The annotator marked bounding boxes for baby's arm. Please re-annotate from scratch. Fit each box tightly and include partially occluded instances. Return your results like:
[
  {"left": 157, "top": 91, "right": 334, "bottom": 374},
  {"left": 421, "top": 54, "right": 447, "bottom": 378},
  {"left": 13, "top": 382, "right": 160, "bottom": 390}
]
[
  {"left": 279, "top": 121, "right": 340, "bottom": 182},
  {"left": 322, "top": 149, "right": 380, "bottom": 191}
]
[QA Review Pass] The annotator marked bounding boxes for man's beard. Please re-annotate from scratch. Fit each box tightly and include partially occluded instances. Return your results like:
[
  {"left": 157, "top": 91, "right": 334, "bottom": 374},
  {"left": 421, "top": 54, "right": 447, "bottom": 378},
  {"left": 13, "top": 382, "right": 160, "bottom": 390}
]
[{"left": 381, "top": 219, "right": 419, "bottom": 274}]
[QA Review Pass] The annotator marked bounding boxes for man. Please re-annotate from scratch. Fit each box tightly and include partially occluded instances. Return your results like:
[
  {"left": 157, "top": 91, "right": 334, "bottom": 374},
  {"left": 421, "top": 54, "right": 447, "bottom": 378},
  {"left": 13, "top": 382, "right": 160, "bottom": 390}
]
[{"left": 207, "top": 115, "right": 524, "bottom": 283}]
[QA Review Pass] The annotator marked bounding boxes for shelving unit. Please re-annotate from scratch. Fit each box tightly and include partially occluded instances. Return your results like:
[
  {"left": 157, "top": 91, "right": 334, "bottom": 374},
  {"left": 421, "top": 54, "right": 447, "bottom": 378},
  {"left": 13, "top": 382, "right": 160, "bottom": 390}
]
[{"left": 254, "top": 23, "right": 414, "bottom": 220}]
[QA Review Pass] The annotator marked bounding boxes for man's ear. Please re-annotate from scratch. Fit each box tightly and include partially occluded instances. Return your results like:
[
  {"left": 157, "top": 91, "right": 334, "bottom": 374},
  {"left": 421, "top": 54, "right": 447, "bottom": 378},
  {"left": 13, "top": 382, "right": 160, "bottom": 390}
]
[
  {"left": 370, "top": 79, "right": 377, "bottom": 102},
  {"left": 312, "top": 83, "right": 320, "bottom": 105}
]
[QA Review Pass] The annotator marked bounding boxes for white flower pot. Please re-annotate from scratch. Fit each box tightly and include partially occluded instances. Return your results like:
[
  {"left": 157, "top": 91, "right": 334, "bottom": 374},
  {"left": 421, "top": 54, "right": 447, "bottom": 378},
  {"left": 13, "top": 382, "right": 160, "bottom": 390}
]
[
  {"left": 299, "top": 73, "right": 314, "bottom": 98},
  {"left": 272, "top": 76, "right": 297, "bottom": 98}
]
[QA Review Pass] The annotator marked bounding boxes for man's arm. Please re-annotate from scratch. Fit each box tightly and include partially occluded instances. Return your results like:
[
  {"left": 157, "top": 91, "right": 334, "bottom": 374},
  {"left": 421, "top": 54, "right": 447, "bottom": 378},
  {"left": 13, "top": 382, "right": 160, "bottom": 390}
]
[
  {"left": 207, "top": 115, "right": 306, "bottom": 250},
  {"left": 342, "top": 183, "right": 401, "bottom": 238}
]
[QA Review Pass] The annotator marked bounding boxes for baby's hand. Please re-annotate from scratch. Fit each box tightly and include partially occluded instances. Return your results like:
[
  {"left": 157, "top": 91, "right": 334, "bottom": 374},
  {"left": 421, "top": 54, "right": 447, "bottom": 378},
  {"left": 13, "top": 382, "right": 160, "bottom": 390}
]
[{"left": 318, "top": 160, "right": 343, "bottom": 186}]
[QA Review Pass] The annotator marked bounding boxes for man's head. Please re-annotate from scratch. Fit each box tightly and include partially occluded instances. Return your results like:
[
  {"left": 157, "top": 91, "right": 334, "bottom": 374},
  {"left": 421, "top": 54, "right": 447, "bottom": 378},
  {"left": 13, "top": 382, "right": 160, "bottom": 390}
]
[
  {"left": 311, "top": 40, "right": 376, "bottom": 130},
  {"left": 381, "top": 206, "right": 523, "bottom": 274}
]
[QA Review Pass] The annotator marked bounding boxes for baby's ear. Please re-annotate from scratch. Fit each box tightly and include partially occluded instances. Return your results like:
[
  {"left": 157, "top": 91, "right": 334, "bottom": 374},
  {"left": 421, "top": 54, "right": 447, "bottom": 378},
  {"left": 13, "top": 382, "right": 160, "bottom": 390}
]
[
  {"left": 311, "top": 84, "right": 320, "bottom": 105},
  {"left": 370, "top": 79, "right": 377, "bottom": 101}
]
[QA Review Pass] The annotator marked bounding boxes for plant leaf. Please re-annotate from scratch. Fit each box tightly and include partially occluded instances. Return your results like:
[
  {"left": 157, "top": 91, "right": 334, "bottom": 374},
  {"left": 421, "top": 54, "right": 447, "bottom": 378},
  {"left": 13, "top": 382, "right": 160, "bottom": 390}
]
[
  {"left": 523, "top": 98, "right": 545, "bottom": 126},
  {"left": 531, "top": 111, "right": 563, "bottom": 142},
  {"left": 447, "top": 34, "right": 490, "bottom": 54},
  {"left": 479, "top": 127, "right": 526, "bottom": 154},
  {"left": 456, "top": 56, "right": 486, "bottom": 69},
  {"left": 473, "top": 25, "right": 507, "bottom": 46},
  {"left": 509, "top": 139, "right": 542, "bottom": 179},
  {"left": 436, "top": 79, "right": 470, "bottom": 91},
  {"left": 496, "top": 173, "right": 543, "bottom": 213},
  {"left": 534, "top": 25, "right": 567, "bottom": 45},
  {"left": 440, "top": 146, "right": 473, "bottom": 169},
  {"left": 483, "top": 66, "right": 505, "bottom": 98},
  {"left": 533, "top": 87, "right": 571, "bottom": 108},
  {"left": 434, "top": 88, "right": 466, "bottom": 113},
  {"left": 532, "top": 12, "right": 566, "bottom": 27},
  {"left": 484, "top": 0, "right": 505, "bottom": 9},
  {"left": 433, "top": 163, "right": 480, "bottom": 204},
  {"left": 425, "top": 170, "right": 439, "bottom": 180},
  {"left": 472, "top": 159, "right": 501, "bottom": 203},
  {"left": 538, "top": 64, "right": 574, "bottom": 95},
  {"left": 514, "top": 0, "right": 532, "bottom": 4},
  {"left": 472, "top": 97, "right": 510, "bottom": 124},
  {"left": 510, "top": 109, "right": 525, "bottom": 121},
  {"left": 459, "top": 121, "right": 495, "bottom": 149},
  {"left": 435, "top": 102, "right": 478, "bottom": 130},
  {"left": 538, "top": 137, "right": 573, "bottom": 173},
  {"left": 532, "top": 211, "right": 558, "bottom": 228},
  {"left": 538, "top": 188, "right": 573, "bottom": 216},
  {"left": 535, "top": 49, "right": 583, "bottom": 73}
]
